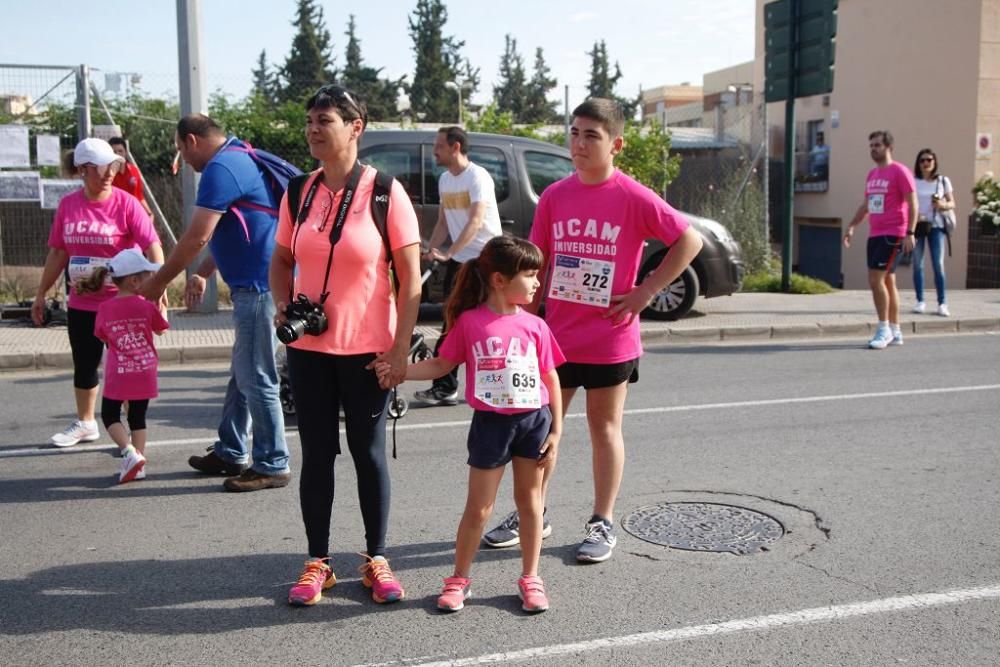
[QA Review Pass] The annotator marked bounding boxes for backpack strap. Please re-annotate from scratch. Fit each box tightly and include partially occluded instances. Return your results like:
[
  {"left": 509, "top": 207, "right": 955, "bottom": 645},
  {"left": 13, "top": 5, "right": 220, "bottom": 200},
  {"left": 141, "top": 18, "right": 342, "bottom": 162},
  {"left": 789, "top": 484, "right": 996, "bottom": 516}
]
[
  {"left": 370, "top": 168, "right": 394, "bottom": 265},
  {"left": 286, "top": 173, "right": 311, "bottom": 223}
]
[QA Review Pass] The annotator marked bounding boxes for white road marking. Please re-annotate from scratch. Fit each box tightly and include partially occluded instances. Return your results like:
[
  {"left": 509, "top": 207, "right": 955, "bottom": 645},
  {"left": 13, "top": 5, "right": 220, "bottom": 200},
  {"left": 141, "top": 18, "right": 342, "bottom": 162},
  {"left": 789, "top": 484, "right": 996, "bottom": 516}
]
[
  {"left": 356, "top": 583, "right": 1000, "bottom": 667},
  {"left": 3, "top": 383, "right": 998, "bottom": 459}
]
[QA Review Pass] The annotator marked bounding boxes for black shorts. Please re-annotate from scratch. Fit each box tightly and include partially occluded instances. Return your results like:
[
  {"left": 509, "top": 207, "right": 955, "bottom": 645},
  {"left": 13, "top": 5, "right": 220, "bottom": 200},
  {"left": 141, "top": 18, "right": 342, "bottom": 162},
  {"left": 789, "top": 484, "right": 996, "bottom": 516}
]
[
  {"left": 466, "top": 406, "right": 552, "bottom": 469},
  {"left": 867, "top": 236, "right": 904, "bottom": 272},
  {"left": 557, "top": 359, "right": 639, "bottom": 390}
]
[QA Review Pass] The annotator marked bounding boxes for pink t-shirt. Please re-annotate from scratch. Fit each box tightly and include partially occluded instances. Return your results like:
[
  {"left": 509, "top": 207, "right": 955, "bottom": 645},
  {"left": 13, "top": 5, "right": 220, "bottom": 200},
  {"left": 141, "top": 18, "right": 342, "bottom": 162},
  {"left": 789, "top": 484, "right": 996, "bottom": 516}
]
[
  {"left": 865, "top": 162, "right": 916, "bottom": 237},
  {"left": 439, "top": 304, "right": 565, "bottom": 415},
  {"left": 529, "top": 170, "right": 690, "bottom": 364},
  {"left": 94, "top": 295, "right": 169, "bottom": 401},
  {"left": 274, "top": 167, "right": 421, "bottom": 355},
  {"left": 48, "top": 188, "right": 159, "bottom": 312}
]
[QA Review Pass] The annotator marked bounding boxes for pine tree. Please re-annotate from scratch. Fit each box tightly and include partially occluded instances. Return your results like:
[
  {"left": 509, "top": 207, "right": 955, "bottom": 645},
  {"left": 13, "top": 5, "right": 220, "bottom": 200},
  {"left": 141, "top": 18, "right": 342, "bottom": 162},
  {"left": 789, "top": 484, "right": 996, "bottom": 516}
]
[
  {"left": 493, "top": 35, "right": 526, "bottom": 121},
  {"left": 279, "top": 0, "right": 336, "bottom": 102},
  {"left": 523, "top": 47, "right": 559, "bottom": 124},
  {"left": 250, "top": 50, "right": 279, "bottom": 105},
  {"left": 586, "top": 40, "right": 638, "bottom": 120},
  {"left": 407, "top": 0, "right": 477, "bottom": 122},
  {"left": 340, "top": 15, "right": 403, "bottom": 122}
]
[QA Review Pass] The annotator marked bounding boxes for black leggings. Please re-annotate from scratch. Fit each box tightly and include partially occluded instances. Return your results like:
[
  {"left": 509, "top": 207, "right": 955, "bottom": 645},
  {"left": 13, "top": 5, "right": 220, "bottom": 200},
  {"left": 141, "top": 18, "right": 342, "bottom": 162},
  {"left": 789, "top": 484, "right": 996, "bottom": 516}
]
[
  {"left": 101, "top": 398, "right": 149, "bottom": 431},
  {"left": 286, "top": 347, "right": 391, "bottom": 558},
  {"left": 67, "top": 307, "right": 103, "bottom": 389}
]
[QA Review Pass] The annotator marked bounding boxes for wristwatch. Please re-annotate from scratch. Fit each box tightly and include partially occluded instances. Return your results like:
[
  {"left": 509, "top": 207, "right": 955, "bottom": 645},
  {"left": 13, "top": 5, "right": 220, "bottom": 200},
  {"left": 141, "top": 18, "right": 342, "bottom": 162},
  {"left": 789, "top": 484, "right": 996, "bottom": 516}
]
[{"left": 905, "top": 230, "right": 915, "bottom": 236}]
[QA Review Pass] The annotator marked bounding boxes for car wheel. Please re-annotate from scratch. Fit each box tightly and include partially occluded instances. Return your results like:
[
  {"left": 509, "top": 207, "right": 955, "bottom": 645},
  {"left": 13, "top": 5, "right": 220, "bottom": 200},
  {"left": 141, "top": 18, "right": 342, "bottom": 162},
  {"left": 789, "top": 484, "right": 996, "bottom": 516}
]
[{"left": 640, "top": 258, "right": 700, "bottom": 321}]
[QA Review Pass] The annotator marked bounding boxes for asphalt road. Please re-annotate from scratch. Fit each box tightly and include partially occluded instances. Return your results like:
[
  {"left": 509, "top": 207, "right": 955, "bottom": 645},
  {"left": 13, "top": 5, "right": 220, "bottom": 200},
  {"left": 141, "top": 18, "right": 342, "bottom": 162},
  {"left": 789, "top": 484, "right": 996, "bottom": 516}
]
[{"left": 1, "top": 333, "right": 999, "bottom": 666}]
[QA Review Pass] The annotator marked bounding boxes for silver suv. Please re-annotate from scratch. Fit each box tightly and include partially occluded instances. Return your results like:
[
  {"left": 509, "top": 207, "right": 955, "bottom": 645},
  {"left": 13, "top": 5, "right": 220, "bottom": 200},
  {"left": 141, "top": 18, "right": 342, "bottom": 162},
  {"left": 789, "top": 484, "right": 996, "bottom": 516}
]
[{"left": 359, "top": 129, "right": 743, "bottom": 320}]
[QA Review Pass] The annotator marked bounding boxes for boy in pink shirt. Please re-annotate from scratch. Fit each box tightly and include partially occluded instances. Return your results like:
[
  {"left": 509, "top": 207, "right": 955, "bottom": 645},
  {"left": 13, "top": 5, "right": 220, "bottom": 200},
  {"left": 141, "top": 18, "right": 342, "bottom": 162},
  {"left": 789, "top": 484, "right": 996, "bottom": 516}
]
[
  {"left": 484, "top": 98, "right": 703, "bottom": 563},
  {"left": 843, "top": 130, "right": 918, "bottom": 349}
]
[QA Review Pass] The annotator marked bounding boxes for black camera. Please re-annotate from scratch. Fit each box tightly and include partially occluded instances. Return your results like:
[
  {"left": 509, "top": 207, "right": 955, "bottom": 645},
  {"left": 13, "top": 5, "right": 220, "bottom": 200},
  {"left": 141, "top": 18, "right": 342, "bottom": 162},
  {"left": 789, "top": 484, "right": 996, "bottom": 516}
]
[{"left": 276, "top": 294, "right": 328, "bottom": 345}]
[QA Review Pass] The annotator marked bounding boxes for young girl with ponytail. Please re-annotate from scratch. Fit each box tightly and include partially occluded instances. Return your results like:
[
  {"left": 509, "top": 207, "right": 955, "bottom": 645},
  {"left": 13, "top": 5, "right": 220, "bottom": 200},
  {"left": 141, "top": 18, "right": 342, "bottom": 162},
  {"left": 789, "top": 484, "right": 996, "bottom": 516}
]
[{"left": 377, "top": 235, "right": 564, "bottom": 614}]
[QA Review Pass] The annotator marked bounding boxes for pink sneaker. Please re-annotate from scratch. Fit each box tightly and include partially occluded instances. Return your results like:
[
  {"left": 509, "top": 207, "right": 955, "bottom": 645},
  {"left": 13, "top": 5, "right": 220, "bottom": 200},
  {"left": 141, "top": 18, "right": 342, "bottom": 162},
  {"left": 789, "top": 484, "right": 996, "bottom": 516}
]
[
  {"left": 359, "top": 555, "right": 405, "bottom": 603},
  {"left": 437, "top": 576, "right": 471, "bottom": 612},
  {"left": 288, "top": 559, "right": 336, "bottom": 606},
  {"left": 517, "top": 575, "right": 549, "bottom": 613}
]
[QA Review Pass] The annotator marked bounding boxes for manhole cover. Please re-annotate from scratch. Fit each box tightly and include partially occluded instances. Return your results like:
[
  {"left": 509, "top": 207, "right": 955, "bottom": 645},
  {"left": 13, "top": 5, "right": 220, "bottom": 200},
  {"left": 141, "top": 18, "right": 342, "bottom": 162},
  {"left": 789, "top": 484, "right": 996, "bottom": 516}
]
[{"left": 622, "top": 502, "right": 784, "bottom": 555}]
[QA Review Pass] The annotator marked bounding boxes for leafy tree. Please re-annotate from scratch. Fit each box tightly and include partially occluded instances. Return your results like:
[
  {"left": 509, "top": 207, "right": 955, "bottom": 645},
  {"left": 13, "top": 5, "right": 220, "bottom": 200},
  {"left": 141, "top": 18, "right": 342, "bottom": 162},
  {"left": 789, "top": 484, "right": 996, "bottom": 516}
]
[
  {"left": 493, "top": 35, "right": 526, "bottom": 121},
  {"left": 586, "top": 40, "right": 638, "bottom": 120},
  {"left": 466, "top": 103, "right": 543, "bottom": 139},
  {"left": 279, "top": 0, "right": 336, "bottom": 102},
  {"left": 250, "top": 49, "right": 280, "bottom": 106},
  {"left": 407, "top": 0, "right": 478, "bottom": 122},
  {"left": 208, "top": 93, "right": 313, "bottom": 171},
  {"left": 615, "top": 120, "right": 682, "bottom": 199},
  {"left": 523, "top": 47, "right": 559, "bottom": 124},
  {"left": 340, "top": 15, "right": 404, "bottom": 122}
]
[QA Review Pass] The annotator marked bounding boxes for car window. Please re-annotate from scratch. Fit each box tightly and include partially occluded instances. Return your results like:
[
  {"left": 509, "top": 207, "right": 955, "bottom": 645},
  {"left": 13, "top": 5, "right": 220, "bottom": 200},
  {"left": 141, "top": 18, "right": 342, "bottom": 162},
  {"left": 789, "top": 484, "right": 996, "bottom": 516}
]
[
  {"left": 524, "top": 151, "right": 574, "bottom": 197},
  {"left": 424, "top": 149, "right": 444, "bottom": 205},
  {"left": 467, "top": 147, "right": 511, "bottom": 202},
  {"left": 360, "top": 145, "right": 421, "bottom": 203}
]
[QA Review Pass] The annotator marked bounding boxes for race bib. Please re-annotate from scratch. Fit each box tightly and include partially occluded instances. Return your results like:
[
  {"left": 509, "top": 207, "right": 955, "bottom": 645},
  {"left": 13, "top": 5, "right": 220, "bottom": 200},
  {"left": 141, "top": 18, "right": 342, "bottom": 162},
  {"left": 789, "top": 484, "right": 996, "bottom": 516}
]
[
  {"left": 547, "top": 254, "right": 615, "bottom": 307},
  {"left": 868, "top": 194, "right": 885, "bottom": 215},
  {"left": 67, "top": 256, "right": 111, "bottom": 285},
  {"left": 474, "top": 351, "right": 541, "bottom": 409}
]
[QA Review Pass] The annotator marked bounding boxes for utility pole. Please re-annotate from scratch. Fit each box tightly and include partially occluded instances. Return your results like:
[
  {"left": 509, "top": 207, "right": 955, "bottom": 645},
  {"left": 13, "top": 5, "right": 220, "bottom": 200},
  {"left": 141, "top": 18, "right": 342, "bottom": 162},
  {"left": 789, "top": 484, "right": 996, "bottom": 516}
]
[
  {"left": 75, "top": 65, "right": 91, "bottom": 142},
  {"left": 176, "top": 0, "right": 216, "bottom": 312}
]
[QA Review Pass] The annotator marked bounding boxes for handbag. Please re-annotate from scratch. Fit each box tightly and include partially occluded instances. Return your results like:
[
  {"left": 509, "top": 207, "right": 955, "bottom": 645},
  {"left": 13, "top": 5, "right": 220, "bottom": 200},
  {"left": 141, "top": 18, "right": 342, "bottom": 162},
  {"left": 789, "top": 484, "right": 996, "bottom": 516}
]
[{"left": 933, "top": 175, "right": 957, "bottom": 235}]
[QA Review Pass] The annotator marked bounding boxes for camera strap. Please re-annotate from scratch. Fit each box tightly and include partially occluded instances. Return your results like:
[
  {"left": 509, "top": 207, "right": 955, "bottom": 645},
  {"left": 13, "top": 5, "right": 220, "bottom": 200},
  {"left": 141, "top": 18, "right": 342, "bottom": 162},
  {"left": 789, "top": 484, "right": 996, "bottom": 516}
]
[{"left": 291, "top": 161, "right": 364, "bottom": 305}]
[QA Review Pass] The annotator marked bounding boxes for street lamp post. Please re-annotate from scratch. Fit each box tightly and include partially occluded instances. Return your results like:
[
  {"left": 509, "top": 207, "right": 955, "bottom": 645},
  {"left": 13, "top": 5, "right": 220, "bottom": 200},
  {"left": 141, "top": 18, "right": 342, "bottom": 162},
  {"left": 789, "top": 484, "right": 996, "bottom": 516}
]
[{"left": 445, "top": 80, "right": 466, "bottom": 125}]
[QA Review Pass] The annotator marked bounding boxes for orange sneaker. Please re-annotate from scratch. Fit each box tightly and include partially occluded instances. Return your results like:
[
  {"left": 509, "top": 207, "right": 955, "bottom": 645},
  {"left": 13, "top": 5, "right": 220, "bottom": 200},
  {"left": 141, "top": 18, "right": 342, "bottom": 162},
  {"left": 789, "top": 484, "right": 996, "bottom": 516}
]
[
  {"left": 288, "top": 559, "right": 336, "bottom": 606},
  {"left": 359, "top": 555, "right": 405, "bottom": 603}
]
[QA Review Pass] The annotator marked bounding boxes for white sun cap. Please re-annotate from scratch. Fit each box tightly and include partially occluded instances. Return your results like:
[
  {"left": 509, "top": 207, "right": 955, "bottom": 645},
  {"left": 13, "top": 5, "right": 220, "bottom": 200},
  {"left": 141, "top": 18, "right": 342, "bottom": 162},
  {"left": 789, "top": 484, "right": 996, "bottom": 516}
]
[
  {"left": 73, "top": 138, "right": 126, "bottom": 167},
  {"left": 108, "top": 248, "right": 162, "bottom": 278}
]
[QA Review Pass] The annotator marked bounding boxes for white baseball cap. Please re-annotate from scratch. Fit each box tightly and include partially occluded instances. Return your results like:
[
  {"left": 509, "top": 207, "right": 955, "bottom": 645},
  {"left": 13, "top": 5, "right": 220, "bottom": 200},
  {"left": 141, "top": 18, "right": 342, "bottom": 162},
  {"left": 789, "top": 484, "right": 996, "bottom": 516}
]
[
  {"left": 109, "top": 248, "right": 162, "bottom": 278},
  {"left": 73, "top": 138, "right": 126, "bottom": 167}
]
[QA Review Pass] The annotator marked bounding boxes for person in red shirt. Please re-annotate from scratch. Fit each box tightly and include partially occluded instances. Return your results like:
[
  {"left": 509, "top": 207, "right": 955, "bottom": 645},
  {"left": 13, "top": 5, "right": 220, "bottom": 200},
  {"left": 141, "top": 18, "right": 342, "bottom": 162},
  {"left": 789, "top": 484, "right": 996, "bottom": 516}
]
[{"left": 109, "top": 136, "right": 154, "bottom": 218}]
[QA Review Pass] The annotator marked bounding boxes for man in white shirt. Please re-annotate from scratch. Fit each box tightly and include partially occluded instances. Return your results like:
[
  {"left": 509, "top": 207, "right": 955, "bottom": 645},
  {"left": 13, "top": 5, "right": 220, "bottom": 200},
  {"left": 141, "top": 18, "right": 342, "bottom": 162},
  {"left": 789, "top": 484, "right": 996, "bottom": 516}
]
[{"left": 415, "top": 126, "right": 502, "bottom": 406}]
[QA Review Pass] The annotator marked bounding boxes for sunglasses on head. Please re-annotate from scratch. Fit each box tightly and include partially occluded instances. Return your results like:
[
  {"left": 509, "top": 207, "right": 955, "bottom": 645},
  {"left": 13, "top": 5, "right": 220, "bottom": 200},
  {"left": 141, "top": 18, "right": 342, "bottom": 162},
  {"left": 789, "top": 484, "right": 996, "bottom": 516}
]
[{"left": 314, "top": 85, "right": 363, "bottom": 120}]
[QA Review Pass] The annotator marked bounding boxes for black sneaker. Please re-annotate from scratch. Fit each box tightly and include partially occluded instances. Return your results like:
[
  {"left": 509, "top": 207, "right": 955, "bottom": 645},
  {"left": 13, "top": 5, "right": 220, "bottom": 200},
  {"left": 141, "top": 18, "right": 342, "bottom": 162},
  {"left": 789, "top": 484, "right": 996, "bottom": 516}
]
[
  {"left": 482, "top": 509, "right": 552, "bottom": 548},
  {"left": 576, "top": 520, "right": 617, "bottom": 563},
  {"left": 188, "top": 447, "right": 248, "bottom": 476},
  {"left": 413, "top": 386, "right": 459, "bottom": 407}
]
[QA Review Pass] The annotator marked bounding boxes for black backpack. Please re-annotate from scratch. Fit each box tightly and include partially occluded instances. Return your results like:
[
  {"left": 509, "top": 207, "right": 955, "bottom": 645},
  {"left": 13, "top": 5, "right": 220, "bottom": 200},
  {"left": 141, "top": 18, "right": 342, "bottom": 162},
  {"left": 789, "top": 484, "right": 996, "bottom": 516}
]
[{"left": 285, "top": 167, "right": 396, "bottom": 269}]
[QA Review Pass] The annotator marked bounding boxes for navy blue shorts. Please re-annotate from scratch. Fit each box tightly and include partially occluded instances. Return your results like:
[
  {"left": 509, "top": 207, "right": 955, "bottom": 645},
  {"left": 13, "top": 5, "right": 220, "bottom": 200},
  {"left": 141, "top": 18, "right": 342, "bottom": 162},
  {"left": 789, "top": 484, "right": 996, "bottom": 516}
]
[
  {"left": 467, "top": 406, "right": 553, "bottom": 469},
  {"left": 557, "top": 359, "right": 639, "bottom": 390},
  {"left": 867, "top": 236, "right": 904, "bottom": 272}
]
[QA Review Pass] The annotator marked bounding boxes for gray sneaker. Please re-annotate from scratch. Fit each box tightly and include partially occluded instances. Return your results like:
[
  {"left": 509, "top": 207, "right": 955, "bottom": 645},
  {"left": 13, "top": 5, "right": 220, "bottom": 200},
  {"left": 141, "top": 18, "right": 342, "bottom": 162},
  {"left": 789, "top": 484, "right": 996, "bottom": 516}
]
[
  {"left": 412, "top": 386, "right": 459, "bottom": 406},
  {"left": 576, "top": 520, "right": 617, "bottom": 563},
  {"left": 482, "top": 509, "right": 552, "bottom": 548}
]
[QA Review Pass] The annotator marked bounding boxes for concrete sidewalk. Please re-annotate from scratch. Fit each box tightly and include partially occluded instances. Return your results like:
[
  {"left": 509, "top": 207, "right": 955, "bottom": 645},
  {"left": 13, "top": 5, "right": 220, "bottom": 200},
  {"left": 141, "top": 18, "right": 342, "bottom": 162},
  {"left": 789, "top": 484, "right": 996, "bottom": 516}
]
[{"left": 2, "top": 289, "right": 999, "bottom": 372}]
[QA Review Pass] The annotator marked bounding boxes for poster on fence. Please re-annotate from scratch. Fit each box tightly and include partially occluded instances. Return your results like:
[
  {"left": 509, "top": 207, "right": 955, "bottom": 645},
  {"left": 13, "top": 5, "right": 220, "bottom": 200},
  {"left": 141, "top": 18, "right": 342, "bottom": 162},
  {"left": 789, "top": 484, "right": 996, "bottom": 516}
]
[
  {"left": 40, "top": 179, "right": 81, "bottom": 209},
  {"left": 36, "top": 135, "right": 62, "bottom": 166},
  {"left": 0, "top": 171, "right": 40, "bottom": 201},
  {"left": 0, "top": 124, "right": 31, "bottom": 168}
]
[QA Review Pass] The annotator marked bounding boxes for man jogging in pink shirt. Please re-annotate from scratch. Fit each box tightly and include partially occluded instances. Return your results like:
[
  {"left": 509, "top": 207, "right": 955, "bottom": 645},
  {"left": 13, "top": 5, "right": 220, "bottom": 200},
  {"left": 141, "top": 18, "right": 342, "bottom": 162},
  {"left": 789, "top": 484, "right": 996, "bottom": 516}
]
[{"left": 483, "top": 97, "right": 703, "bottom": 562}]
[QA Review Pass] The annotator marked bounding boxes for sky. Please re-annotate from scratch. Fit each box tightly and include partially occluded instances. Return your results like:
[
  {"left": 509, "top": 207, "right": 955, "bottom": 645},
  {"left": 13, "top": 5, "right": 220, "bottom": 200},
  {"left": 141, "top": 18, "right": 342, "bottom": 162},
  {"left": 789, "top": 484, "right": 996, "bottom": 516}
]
[{"left": 1, "top": 0, "right": 755, "bottom": 109}]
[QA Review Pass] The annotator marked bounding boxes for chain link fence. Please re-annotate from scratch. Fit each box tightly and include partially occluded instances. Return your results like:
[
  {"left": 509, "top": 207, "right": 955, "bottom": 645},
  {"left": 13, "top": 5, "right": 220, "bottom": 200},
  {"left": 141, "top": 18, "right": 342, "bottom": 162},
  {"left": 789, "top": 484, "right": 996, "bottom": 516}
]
[{"left": 665, "top": 100, "right": 771, "bottom": 276}]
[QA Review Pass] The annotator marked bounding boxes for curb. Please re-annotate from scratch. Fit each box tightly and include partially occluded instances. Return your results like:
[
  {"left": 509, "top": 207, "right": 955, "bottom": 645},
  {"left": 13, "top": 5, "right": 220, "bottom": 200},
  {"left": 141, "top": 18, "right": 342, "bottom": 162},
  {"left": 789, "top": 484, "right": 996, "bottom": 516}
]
[{"left": 2, "top": 318, "right": 997, "bottom": 373}]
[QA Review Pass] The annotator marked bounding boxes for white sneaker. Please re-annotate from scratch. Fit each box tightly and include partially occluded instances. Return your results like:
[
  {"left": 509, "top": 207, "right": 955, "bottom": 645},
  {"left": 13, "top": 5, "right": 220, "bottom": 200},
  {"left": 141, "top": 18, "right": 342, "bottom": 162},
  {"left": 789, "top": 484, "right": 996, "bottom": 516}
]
[
  {"left": 868, "top": 327, "right": 893, "bottom": 350},
  {"left": 891, "top": 330, "right": 904, "bottom": 346},
  {"left": 912, "top": 302, "right": 926, "bottom": 314},
  {"left": 49, "top": 420, "right": 100, "bottom": 447},
  {"left": 936, "top": 303, "right": 950, "bottom": 317},
  {"left": 119, "top": 447, "right": 146, "bottom": 484}
]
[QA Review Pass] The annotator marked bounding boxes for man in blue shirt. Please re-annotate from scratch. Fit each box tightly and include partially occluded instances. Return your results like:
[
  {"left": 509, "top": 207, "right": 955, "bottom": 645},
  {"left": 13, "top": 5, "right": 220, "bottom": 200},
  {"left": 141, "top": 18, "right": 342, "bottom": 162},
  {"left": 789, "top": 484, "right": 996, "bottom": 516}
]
[{"left": 140, "top": 114, "right": 290, "bottom": 492}]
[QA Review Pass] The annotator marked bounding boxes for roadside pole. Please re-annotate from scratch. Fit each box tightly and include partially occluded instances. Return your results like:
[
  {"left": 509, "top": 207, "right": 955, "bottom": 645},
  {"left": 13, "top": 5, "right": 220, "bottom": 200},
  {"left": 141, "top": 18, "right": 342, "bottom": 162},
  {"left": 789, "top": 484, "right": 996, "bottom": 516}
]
[
  {"left": 780, "top": 0, "right": 798, "bottom": 292},
  {"left": 176, "top": 0, "right": 217, "bottom": 312}
]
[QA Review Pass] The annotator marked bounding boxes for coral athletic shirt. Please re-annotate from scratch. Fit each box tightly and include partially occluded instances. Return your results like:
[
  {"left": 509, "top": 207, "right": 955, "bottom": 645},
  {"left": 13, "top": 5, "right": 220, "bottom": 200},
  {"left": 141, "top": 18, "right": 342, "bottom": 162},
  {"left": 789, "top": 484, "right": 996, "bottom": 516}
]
[{"left": 275, "top": 166, "right": 421, "bottom": 355}]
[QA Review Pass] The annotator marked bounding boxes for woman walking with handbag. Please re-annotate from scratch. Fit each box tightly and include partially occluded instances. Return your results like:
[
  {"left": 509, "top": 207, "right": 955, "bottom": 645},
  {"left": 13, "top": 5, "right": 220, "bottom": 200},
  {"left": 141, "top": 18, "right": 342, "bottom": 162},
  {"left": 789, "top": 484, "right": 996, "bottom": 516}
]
[{"left": 911, "top": 148, "right": 956, "bottom": 316}]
